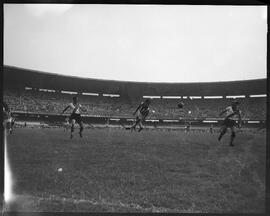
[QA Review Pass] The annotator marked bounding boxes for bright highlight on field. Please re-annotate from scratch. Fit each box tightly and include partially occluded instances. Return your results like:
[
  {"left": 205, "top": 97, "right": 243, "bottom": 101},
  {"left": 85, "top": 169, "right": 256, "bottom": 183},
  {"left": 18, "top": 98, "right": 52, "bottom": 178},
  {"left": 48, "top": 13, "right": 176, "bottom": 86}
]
[{"left": 4, "top": 133, "right": 14, "bottom": 203}]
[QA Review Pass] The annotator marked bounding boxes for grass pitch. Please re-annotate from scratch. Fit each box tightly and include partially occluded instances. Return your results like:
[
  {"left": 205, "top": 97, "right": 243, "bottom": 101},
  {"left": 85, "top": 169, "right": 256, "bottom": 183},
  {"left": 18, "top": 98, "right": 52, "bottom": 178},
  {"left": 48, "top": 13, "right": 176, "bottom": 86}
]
[{"left": 5, "top": 127, "right": 266, "bottom": 213}]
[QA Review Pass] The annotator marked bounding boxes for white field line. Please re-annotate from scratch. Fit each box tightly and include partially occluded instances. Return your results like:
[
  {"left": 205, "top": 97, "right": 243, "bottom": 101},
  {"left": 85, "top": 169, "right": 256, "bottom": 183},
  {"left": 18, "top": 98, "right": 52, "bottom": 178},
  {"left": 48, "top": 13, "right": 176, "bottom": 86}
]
[{"left": 10, "top": 194, "right": 198, "bottom": 213}]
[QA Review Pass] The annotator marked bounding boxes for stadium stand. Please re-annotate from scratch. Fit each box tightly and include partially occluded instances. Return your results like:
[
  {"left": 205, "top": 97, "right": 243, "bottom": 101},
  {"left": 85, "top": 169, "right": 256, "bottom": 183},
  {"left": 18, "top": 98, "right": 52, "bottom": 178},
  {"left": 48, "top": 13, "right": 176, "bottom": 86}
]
[
  {"left": 4, "top": 85, "right": 266, "bottom": 120},
  {"left": 3, "top": 65, "right": 267, "bottom": 121}
]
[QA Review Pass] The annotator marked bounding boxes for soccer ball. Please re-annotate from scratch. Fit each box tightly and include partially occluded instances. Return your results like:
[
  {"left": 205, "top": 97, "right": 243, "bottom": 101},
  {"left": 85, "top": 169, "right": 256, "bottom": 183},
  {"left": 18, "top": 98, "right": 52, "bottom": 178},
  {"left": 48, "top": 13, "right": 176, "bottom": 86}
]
[{"left": 178, "top": 102, "right": 184, "bottom": 109}]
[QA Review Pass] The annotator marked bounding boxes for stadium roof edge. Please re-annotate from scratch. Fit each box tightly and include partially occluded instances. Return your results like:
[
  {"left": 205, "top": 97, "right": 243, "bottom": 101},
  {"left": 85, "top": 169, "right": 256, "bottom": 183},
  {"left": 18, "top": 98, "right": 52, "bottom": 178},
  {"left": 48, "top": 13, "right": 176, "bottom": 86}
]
[
  {"left": 3, "top": 65, "right": 267, "bottom": 85},
  {"left": 3, "top": 65, "right": 267, "bottom": 97}
]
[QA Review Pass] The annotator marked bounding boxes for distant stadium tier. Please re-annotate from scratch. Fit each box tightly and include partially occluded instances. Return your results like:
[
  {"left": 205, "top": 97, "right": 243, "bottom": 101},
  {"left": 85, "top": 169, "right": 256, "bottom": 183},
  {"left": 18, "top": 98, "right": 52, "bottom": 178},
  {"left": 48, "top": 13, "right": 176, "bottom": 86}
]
[{"left": 3, "top": 65, "right": 266, "bottom": 121}]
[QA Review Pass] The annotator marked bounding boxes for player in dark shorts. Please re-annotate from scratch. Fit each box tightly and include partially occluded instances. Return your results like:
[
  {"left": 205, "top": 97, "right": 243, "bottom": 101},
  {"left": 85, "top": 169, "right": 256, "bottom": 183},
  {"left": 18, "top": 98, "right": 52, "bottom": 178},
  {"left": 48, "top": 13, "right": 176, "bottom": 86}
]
[
  {"left": 126, "top": 99, "right": 151, "bottom": 132},
  {"left": 218, "top": 101, "right": 242, "bottom": 146},
  {"left": 62, "top": 96, "right": 84, "bottom": 139}
]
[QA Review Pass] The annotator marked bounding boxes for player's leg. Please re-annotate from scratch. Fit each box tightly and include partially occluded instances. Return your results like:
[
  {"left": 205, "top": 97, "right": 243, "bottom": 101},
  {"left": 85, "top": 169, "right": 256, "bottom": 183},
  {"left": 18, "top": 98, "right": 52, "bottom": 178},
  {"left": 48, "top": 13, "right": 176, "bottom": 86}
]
[
  {"left": 74, "top": 114, "right": 83, "bottom": 138},
  {"left": 127, "top": 117, "right": 139, "bottom": 130},
  {"left": 229, "top": 126, "right": 236, "bottom": 147},
  {"left": 138, "top": 120, "right": 144, "bottom": 132},
  {"left": 138, "top": 115, "right": 146, "bottom": 132},
  {"left": 218, "top": 125, "right": 227, "bottom": 141},
  {"left": 131, "top": 111, "right": 142, "bottom": 130},
  {"left": 78, "top": 121, "right": 84, "bottom": 138},
  {"left": 138, "top": 111, "right": 148, "bottom": 132},
  {"left": 70, "top": 119, "right": 75, "bottom": 139},
  {"left": 131, "top": 119, "right": 139, "bottom": 130}
]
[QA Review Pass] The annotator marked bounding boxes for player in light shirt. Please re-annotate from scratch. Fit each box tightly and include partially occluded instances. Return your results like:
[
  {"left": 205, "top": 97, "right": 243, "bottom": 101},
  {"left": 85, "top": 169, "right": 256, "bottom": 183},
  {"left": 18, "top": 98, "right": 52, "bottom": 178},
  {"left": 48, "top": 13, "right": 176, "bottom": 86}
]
[{"left": 62, "top": 96, "right": 84, "bottom": 139}]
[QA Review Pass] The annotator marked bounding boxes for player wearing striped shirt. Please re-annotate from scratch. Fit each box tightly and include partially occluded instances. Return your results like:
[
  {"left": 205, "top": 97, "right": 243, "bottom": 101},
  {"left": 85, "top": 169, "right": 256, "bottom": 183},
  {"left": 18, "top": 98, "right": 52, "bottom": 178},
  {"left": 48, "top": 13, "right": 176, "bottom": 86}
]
[
  {"left": 218, "top": 101, "right": 242, "bottom": 146},
  {"left": 126, "top": 99, "right": 151, "bottom": 132}
]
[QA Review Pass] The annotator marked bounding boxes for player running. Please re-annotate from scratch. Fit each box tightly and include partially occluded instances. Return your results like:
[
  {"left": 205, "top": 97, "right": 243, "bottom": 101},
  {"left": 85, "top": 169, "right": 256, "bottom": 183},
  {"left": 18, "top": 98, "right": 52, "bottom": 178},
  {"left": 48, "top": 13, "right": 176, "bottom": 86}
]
[
  {"left": 62, "top": 96, "right": 84, "bottom": 139},
  {"left": 126, "top": 99, "right": 151, "bottom": 132},
  {"left": 218, "top": 101, "right": 242, "bottom": 146}
]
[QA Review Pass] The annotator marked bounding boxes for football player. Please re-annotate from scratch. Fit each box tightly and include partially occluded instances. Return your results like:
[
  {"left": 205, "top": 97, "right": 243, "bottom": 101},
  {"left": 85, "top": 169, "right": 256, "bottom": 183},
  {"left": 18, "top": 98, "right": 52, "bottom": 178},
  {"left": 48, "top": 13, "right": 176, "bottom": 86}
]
[
  {"left": 62, "top": 96, "right": 84, "bottom": 139},
  {"left": 218, "top": 101, "right": 242, "bottom": 146},
  {"left": 126, "top": 99, "right": 151, "bottom": 132}
]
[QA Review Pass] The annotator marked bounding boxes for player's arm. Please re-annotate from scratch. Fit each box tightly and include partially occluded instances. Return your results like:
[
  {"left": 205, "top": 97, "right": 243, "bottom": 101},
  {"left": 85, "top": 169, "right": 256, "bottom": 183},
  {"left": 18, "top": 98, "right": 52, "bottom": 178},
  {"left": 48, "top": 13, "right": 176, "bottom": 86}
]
[
  {"left": 223, "top": 112, "right": 239, "bottom": 122},
  {"left": 219, "top": 109, "right": 227, "bottom": 117},
  {"left": 62, "top": 105, "right": 70, "bottom": 114},
  {"left": 133, "top": 104, "right": 142, "bottom": 115}
]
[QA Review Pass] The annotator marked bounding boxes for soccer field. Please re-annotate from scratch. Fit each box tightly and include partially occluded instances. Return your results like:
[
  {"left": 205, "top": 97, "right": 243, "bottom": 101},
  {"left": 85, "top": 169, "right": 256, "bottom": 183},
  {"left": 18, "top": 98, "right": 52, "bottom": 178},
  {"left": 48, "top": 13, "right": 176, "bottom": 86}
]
[{"left": 5, "top": 127, "right": 266, "bottom": 213}]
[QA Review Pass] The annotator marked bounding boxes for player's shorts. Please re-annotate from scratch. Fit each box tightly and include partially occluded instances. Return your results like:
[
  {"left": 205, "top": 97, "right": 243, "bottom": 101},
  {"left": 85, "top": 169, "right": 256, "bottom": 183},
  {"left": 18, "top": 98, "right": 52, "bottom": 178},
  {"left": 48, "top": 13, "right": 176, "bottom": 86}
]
[
  {"left": 69, "top": 113, "right": 82, "bottom": 124},
  {"left": 222, "top": 118, "right": 236, "bottom": 128},
  {"left": 135, "top": 110, "right": 149, "bottom": 121},
  {"left": 135, "top": 111, "right": 143, "bottom": 120}
]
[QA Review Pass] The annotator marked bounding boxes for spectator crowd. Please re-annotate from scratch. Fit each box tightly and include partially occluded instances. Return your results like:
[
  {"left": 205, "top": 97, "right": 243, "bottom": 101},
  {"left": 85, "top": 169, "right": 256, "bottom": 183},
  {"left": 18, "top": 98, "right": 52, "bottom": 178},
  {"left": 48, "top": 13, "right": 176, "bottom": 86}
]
[{"left": 4, "top": 88, "right": 266, "bottom": 120}]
